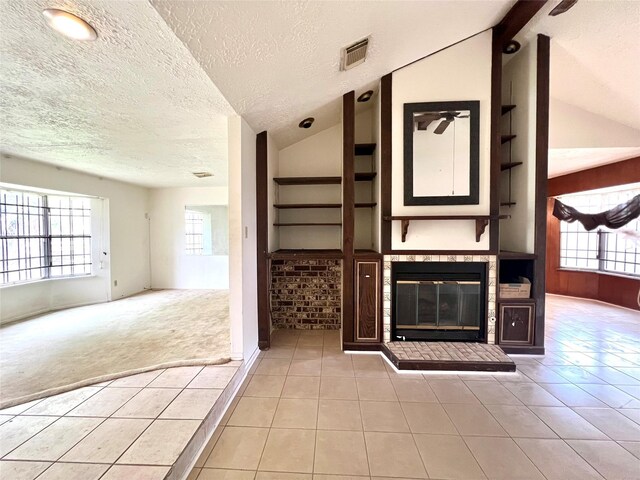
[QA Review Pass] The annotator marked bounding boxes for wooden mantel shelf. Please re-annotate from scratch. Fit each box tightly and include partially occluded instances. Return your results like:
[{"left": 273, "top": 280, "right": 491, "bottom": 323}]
[{"left": 383, "top": 215, "right": 510, "bottom": 243}]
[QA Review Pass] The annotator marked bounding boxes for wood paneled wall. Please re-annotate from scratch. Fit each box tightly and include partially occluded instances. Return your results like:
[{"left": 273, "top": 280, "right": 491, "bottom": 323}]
[{"left": 546, "top": 157, "right": 640, "bottom": 310}]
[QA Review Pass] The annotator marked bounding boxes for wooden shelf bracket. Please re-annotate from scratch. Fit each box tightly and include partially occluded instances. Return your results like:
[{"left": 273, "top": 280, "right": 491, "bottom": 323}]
[
  {"left": 475, "top": 218, "right": 490, "bottom": 242},
  {"left": 401, "top": 219, "right": 410, "bottom": 242}
]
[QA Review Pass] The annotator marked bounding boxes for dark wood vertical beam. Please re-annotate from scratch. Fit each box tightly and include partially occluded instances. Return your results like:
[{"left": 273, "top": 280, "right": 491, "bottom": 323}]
[
  {"left": 256, "top": 131, "right": 270, "bottom": 350},
  {"left": 489, "top": 28, "right": 503, "bottom": 254},
  {"left": 342, "top": 91, "right": 355, "bottom": 347},
  {"left": 495, "top": 0, "right": 548, "bottom": 48},
  {"left": 380, "top": 74, "right": 392, "bottom": 253},
  {"left": 534, "top": 34, "right": 550, "bottom": 350}
]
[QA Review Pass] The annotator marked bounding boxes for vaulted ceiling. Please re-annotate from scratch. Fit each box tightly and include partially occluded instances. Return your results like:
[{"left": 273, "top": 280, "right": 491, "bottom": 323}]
[
  {"left": 530, "top": 0, "right": 640, "bottom": 133},
  {"left": 526, "top": 0, "right": 640, "bottom": 176},
  {"left": 151, "top": 0, "right": 514, "bottom": 149}
]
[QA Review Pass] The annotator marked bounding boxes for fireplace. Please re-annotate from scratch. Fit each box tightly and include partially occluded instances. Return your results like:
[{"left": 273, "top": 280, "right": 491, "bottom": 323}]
[{"left": 391, "top": 262, "right": 487, "bottom": 342}]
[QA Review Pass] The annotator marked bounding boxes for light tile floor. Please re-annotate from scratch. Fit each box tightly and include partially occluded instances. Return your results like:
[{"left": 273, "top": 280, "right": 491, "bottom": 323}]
[
  {"left": 0, "top": 363, "right": 240, "bottom": 479},
  {"left": 1, "top": 295, "right": 639, "bottom": 480},
  {"left": 189, "top": 295, "right": 640, "bottom": 480}
]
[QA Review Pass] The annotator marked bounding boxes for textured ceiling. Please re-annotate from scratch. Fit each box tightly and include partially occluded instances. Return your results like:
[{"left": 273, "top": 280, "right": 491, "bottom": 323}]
[
  {"left": 152, "top": 0, "right": 514, "bottom": 148},
  {"left": 526, "top": 0, "right": 640, "bottom": 132},
  {"left": 549, "top": 147, "right": 640, "bottom": 178},
  {"left": 0, "top": 0, "right": 234, "bottom": 188}
]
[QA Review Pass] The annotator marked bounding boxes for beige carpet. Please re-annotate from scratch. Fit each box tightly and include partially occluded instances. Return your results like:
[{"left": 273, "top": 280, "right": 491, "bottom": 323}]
[{"left": 0, "top": 289, "right": 229, "bottom": 407}]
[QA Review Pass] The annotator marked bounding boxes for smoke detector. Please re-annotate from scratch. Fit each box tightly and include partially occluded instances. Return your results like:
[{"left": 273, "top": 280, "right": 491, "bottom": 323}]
[
  {"left": 340, "top": 37, "right": 369, "bottom": 71},
  {"left": 192, "top": 172, "right": 213, "bottom": 178}
]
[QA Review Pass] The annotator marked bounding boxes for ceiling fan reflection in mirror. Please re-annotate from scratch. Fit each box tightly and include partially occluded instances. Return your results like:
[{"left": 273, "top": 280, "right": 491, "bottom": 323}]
[{"left": 413, "top": 111, "right": 470, "bottom": 134}]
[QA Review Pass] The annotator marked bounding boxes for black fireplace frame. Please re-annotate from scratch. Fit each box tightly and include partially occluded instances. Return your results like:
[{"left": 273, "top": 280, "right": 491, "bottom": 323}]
[{"left": 391, "top": 262, "right": 488, "bottom": 342}]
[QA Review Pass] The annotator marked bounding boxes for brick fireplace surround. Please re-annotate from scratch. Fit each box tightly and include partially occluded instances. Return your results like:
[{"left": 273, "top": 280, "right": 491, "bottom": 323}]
[{"left": 270, "top": 258, "right": 342, "bottom": 330}]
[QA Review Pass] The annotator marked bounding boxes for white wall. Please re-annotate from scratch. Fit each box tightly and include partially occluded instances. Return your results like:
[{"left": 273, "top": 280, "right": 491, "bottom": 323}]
[
  {"left": 0, "top": 155, "right": 149, "bottom": 323},
  {"left": 550, "top": 99, "right": 640, "bottom": 149},
  {"left": 391, "top": 31, "right": 493, "bottom": 250},
  {"left": 228, "top": 116, "right": 258, "bottom": 361},
  {"left": 500, "top": 41, "right": 537, "bottom": 254},
  {"left": 276, "top": 123, "right": 343, "bottom": 250},
  {"left": 149, "top": 187, "right": 229, "bottom": 290}
]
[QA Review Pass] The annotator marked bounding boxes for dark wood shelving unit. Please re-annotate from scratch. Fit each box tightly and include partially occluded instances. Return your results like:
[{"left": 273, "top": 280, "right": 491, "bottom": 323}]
[
  {"left": 273, "top": 176, "right": 341, "bottom": 185},
  {"left": 501, "top": 104, "right": 518, "bottom": 209},
  {"left": 273, "top": 222, "right": 341, "bottom": 227},
  {"left": 499, "top": 251, "right": 537, "bottom": 260},
  {"left": 501, "top": 104, "right": 516, "bottom": 115},
  {"left": 274, "top": 203, "right": 339, "bottom": 209},
  {"left": 274, "top": 202, "right": 377, "bottom": 209},
  {"left": 274, "top": 173, "right": 375, "bottom": 185},
  {"left": 355, "top": 172, "right": 377, "bottom": 181},
  {"left": 269, "top": 249, "right": 343, "bottom": 259},
  {"left": 497, "top": 297, "right": 533, "bottom": 304},
  {"left": 501, "top": 161, "right": 523, "bottom": 171},
  {"left": 355, "top": 143, "right": 376, "bottom": 156}
]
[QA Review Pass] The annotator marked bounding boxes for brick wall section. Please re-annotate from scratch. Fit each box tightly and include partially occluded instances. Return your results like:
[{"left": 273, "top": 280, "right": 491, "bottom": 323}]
[{"left": 270, "top": 259, "right": 342, "bottom": 330}]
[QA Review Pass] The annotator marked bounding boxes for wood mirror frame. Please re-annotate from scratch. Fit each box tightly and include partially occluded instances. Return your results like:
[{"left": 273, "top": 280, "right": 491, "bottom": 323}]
[{"left": 403, "top": 100, "right": 480, "bottom": 206}]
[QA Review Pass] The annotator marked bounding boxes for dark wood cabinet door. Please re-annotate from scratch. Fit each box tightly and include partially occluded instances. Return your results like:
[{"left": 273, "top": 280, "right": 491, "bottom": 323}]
[
  {"left": 355, "top": 260, "right": 380, "bottom": 342},
  {"left": 499, "top": 304, "right": 535, "bottom": 345}
]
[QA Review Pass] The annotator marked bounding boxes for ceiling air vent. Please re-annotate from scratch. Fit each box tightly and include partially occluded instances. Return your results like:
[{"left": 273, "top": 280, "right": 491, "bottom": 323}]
[
  {"left": 340, "top": 37, "right": 369, "bottom": 71},
  {"left": 192, "top": 172, "right": 213, "bottom": 178}
]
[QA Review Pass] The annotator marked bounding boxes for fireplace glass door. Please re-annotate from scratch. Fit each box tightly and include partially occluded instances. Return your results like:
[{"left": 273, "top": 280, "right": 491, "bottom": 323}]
[{"left": 396, "top": 280, "right": 481, "bottom": 334}]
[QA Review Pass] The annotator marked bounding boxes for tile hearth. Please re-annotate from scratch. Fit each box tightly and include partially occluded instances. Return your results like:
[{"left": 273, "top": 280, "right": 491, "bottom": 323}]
[{"left": 383, "top": 342, "right": 516, "bottom": 372}]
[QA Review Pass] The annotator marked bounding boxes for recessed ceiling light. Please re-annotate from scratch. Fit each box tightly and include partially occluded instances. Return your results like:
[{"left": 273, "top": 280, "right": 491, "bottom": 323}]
[
  {"left": 192, "top": 172, "right": 213, "bottom": 178},
  {"left": 42, "top": 9, "right": 97, "bottom": 41},
  {"left": 357, "top": 90, "right": 374, "bottom": 103},
  {"left": 299, "top": 117, "right": 315, "bottom": 129},
  {"left": 503, "top": 40, "right": 521, "bottom": 55}
]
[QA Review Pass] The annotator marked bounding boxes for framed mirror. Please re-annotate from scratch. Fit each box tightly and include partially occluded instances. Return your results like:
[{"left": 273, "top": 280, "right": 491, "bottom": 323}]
[{"left": 403, "top": 100, "right": 479, "bottom": 205}]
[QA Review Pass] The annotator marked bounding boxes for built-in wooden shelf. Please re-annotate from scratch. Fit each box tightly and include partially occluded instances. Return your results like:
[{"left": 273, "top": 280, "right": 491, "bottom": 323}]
[
  {"left": 273, "top": 176, "right": 341, "bottom": 185},
  {"left": 501, "top": 161, "right": 523, "bottom": 171},
  {"left": 501, "top": 105, "right": 516, "bottom": 115},
  {"left": 355, "top": 143, "right": 376, "bottom": 155},
  {"left": 274, "top": 202, "right": 377, "bottom": 209},
  {"left": 355, "top": 172, "right": 377, "bottom": 181},
  {"left": 274, "top": 203, "right": 339, "bottom": 209},
  {"left": 499, "top": 251, "right": 537, "bottom": 260},
  {"left": 274, "top": 223, "right": 341, "bottom": 226},
  {"left": 274, "top": 173, "right": 376, "bottom": 185},
  {"left": 497, "top": 297, "right": 534, "bottom": 304},
  {"left": 501, "top": 134, "right": 517, "bottom": 144},
  {"left": 383, "top": 215, "right": 510, "bottom": 243},
  {"left": 269, "top": 249, "right": 343, "bottom": 259},
  {"left": 501, "top": 202, "right": 517, "bottom": 207}
]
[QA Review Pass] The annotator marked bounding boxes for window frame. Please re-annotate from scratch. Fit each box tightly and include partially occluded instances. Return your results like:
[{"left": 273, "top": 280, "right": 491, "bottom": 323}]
[
  {"left": 0, "top": 188, "right": 93, "bottom": 286},
  {"left": 557, "top": 185, "right": 639, "bottom": 279},
  {"left": 184, "top": 209, "right": 205, "bottom": 256}
]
